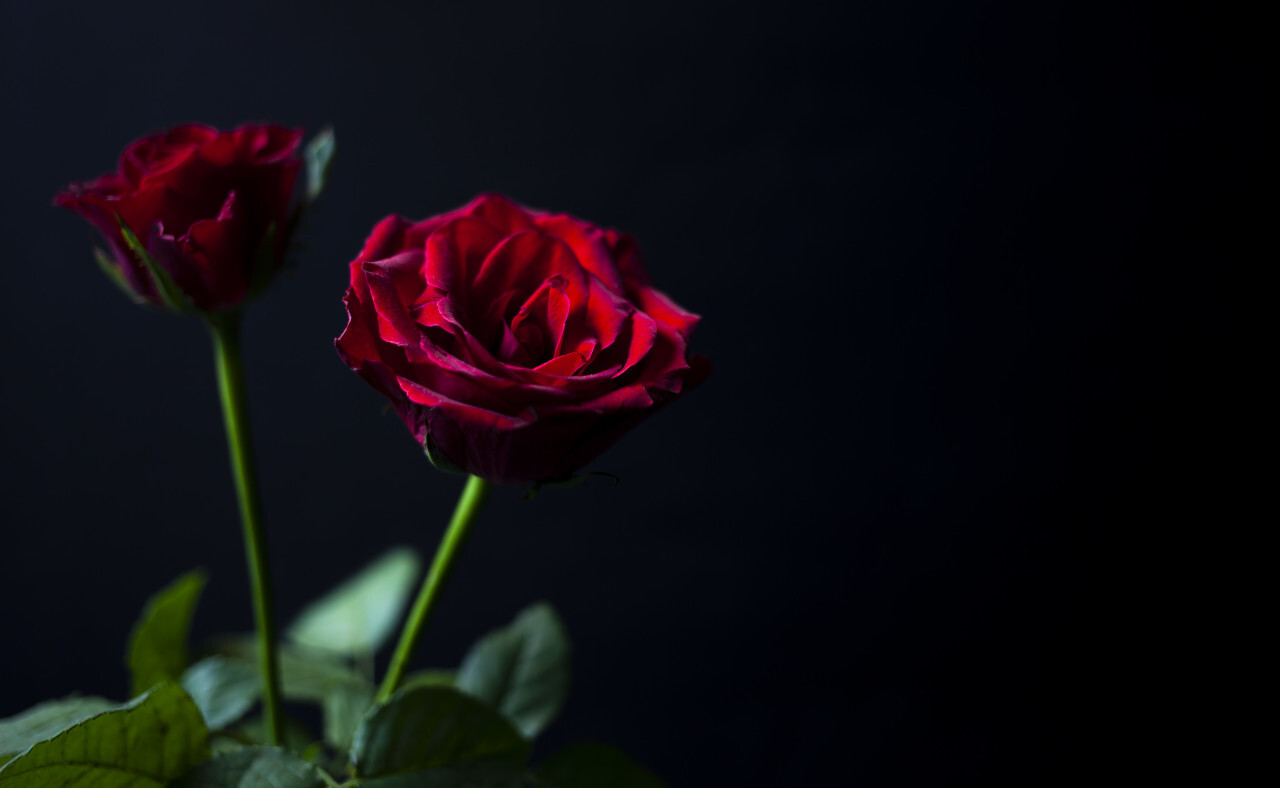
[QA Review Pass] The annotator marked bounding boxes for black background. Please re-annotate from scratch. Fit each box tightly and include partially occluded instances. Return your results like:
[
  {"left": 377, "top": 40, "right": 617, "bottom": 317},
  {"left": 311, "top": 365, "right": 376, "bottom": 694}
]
[{"left": 0, "top": 1, "right": 1247, "bottom": 784}]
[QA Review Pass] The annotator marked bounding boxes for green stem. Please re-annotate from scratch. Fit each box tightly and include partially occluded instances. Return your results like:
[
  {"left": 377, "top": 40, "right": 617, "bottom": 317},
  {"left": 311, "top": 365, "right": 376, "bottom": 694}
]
[
  {"left": 379, "top": 474, "right": 491, "bottom": 701},
  {"left": 209, "top": 311, "right": 283, "bottom": 745}
]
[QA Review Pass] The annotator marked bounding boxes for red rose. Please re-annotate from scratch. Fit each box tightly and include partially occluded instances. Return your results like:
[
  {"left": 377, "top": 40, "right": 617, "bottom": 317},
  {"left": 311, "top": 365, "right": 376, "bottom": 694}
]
[
  {"left": 335, "top": 194, "right": 710, "bottom": 484},
  {"left": 55, "top": 123, "right": 303, "bottom": 312}
]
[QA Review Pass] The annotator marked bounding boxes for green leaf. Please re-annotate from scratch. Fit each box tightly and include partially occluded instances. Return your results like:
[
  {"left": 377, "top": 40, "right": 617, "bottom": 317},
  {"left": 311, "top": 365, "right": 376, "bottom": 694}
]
[
  {"left": 226, "top": 718, "right": 316, "bottom": 755},
  {"left": 212, "top": 639, "right": 364, "bottom": 701},
  {"left": 400, "top": 670, "right": 455, "bottom": 690},
  {"left": 129, "top": 570, "right": 207, "bottom": 696},
  {"left": 0, "top": 683, "right": 209, "bottom": 788},
  {"left": 534, "top": 743, "right": 667, "bottom": 788},
  {"left": 115, "top": 215, "right": 191, "bottom": 312},
  {"left": 209, "top": 640, "right": 374, "bottom": 751},
  {"left": 287, "top": 548, "right": 421, "bottom": 657},
  {"left": 92, "top": 246, "right": 145, "bottom": 303},
  {"left": 181, "top": 657, "right": 259, "bottom": 730},
  {"left": 0, "top": 696, "right": 116, "bottom": 761},
  {"left": 455, "top": 603, "right": 570, "bottom": 738},
  {"left": 321, "top": 679, "right": 375, "bottom": 754},
  {"left": 304, "top": 127, "right": 336, "bottom": 203},
  {"left": 351, "top": 686, "right": 530, "bottom": 787},
  {"left": 172, "top": 746, "right": 324, "bottom": 788}
]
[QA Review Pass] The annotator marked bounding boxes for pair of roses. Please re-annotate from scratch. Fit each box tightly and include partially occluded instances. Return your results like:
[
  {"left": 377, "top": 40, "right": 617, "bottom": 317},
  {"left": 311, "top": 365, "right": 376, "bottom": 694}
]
[{"left": 56, "top": 123, "right": 708, "bottom": 484}]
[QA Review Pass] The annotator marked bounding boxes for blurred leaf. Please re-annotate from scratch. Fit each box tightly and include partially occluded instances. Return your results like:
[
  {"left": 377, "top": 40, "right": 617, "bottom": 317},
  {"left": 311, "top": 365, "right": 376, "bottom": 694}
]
[
  {"left": 228, "top": 717, "right": 316, "bottom": 755},
  {"left": 129, "top": 570, "right": 207, "bottom": 696},
  {"left": 182, "top": 656, "right": 259, "bottom": 730},
  {"left": 172, "top": 746, "right": 323, "bottom": 788},
  {"left": 351, "top": 686, "right": 529, "bottom": 787},
  {"left": 92, "top": 246, "right": 144, "bottom": 303},
  {"left": 534, "top": 743, "right": 667, "bottom": 788},
  {"left": 400, "top": 670, "right": 455, "bottom": 690},
  {"left": 456, "top": 603, "right": 570, "bottom": 738},
  {"left": 0, "top": 683, "right": 208, "bottom": 788},
  {"left": 0, "top": 696, "right": 116, "bottom": 761},
  {"left": 287, "top": 548, "right": 421, "bottom": 656},
  {"left": 210, "top": 639, "right": 374, "bottom": 751},
  {"left": 212, "top": 638, "right": 363, "bottom": 701},
  {"left": 304, "top": 127, "right": 336, "bottom": 203},
  {"left": 322, "top": 680, "right": 376, "bottom": 754}
]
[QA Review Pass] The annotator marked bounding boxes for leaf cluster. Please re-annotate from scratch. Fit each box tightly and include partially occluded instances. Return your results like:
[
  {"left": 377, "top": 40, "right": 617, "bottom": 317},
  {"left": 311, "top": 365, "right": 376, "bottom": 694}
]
[{"left": 0, "top": 552, "right": 663, "bottom": 787}]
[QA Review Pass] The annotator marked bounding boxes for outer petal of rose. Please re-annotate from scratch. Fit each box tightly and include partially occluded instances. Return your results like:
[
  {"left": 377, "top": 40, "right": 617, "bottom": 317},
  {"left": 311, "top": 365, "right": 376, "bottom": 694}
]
[
  {"left": 615, "top": 309, "right": 658, "bottom": 378},
  {"left": 354, "top": 216, "right": 413, "bottom": 287},
  {"left": 180, "top": 190, "right": 253, "bottom": 308},
  {"left": 194, "top": 127, "right": 254, "bottom": 167},
  {"left": 336, "top": 282, "right": 385, "bottom": 373},
  {"left": 363, "top": 250, "right": 427, "bottom": 348},
  {"left": 123, "top": 125, "right": 216, "bottom": 186},
  {"left": 245, "top": 125, "right": 303, "bottom": 163},
  {"left": 396, "top": 376, "right": 533, "bottom": 430},
  {"left": 481, "top": 385, "right": 656, "bottom": 483},
  {"left": 54, "top": 187, "right": 158, "bottom": 302},
  {"left": 405, "top": 214, "right": 468, "bottom": 262},
  {"left": 633, "top": 286, "right": 701, "bottom": 339},
  {"left": 145, "top": 222, "right": 222, "bottom": 311},
  {"left": 534, "top": 214, "right": 627, "bottom": 295},
  {"left": 564, "top": 383, "right": 654, "bottom": 413},
  {"left": 463, "top": 193, "right": 539, "bottom": 233},
  {"left": 110, "top": 184, "right": 209, "bottom": 248},
  {"left": 633, "top": 325, "right": 696, "bottom": 395}
]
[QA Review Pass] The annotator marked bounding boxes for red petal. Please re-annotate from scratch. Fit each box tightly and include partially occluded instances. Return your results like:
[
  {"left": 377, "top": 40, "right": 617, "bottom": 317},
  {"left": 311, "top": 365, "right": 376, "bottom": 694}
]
[
  {"left": 463, "top": 193, "right": 539, "bottom": 233},
  {"left": 363, "top": 250, "right": 426, "bottom": 348},
  {"left": 423, "top": 216, "right": 506, "bottom": 298},
  {"left": 355, "top": 216, "right": 413, "bottom": 282},
  {"left": 535, "top": 214, "right": 627, "bottom": 295},
  {"left": 179, "top": 190, "right": 249, "bottom": 308},
  {"left": 634, "top": 286, "right": 701, "bottom": 339},
  {"left": 396, "top": 375, "right": 532, "bottom": 429},
  {"left": 471, "top": 232, "right": 589, "bottom": 323}
]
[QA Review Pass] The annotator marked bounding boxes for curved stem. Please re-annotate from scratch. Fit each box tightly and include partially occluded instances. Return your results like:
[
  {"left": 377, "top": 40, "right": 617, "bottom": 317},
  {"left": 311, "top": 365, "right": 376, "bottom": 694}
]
[
  {"left": 379, "top": 474, "right": 491, "bottom": 701},
  {"left": 209, "top": 312, "right": 283, "bottom": 745}
]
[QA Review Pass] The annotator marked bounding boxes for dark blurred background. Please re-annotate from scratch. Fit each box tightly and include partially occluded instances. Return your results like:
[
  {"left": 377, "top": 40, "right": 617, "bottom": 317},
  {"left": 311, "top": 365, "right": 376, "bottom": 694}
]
[{"left": 0, "top": 1, "right": 1247, "bottom": 784}]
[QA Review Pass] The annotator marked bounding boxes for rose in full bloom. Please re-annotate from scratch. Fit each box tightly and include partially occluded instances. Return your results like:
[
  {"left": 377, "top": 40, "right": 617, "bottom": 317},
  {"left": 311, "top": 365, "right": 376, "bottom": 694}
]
[
  {"left": 55, "top": 123, "right": 303, "bottom": 312},
  {"left": 335, "top": 194, "right": 710, "bottom": 484}
]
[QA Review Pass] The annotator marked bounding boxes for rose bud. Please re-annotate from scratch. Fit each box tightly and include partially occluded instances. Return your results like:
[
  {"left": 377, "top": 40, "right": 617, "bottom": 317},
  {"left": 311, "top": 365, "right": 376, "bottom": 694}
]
[
  {"left": 54, "top": 123, "right": 314, "bottom": 313},
  {"left": 336, "top": 194, "right": 710, "bottom": 485}
]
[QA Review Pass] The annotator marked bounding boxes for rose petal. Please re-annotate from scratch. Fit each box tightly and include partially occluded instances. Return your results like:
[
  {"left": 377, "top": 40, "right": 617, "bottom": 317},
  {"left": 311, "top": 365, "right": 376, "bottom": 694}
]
[
  {"left": 635, "top": 286, "right": 701, "bottom": 339},
  {"left": 356, "top": 216, "right": 413, "bottom": 281},
  {"left": 363, "top": 250, "right": 427, "bottom": 348},
  {"left": 535, "top": 214, "right": 627, "bottom": 295},
  {"left": 423, "top": 216, "right": 506, "bottom": 302},
  {"left": 180, "top": 190, "right": 250, "bottom": 308},
  {"left": 471, "top": 232, "right": 589, "bottom": 326},
  {"left": 397, "top": 375, "right": 533, "bottom": 429},
  {"left": 463, "top": 193, "right": 539, "bottom": 233}
]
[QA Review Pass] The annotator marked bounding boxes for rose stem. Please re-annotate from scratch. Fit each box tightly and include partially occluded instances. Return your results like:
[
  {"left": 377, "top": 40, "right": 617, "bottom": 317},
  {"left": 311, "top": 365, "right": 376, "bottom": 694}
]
[
  {"left": 208, "top": 311, "right": 284, "bottom": 745},
  {"left": 378, "top": 474, "right": 491, "bottom": 701}
]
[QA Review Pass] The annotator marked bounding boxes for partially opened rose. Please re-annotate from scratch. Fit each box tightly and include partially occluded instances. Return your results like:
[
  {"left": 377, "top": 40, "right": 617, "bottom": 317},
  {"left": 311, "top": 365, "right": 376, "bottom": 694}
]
[
  {"left": 336, "top": 194, "right": 710, "bottom": 484},
  {"left": 54, "top": 123, "right": 303, "bottom": 312}
]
